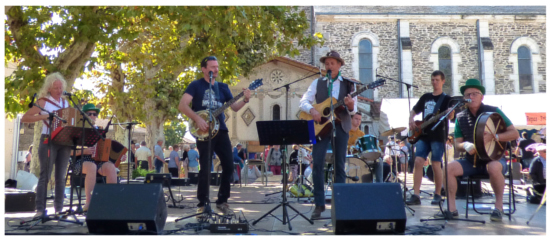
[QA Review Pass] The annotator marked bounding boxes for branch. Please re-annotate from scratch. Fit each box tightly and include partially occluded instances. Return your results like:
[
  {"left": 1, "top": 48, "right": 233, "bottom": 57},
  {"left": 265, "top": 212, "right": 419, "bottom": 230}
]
[
  {"left": 63, "top": 41, "right": 97, "bottom": 87},
  {"left": 54, "top": 39, "right": 91, "bottom": 71},
  {"left": 6, "top": 7, "right": 47, "bottom": 66}
]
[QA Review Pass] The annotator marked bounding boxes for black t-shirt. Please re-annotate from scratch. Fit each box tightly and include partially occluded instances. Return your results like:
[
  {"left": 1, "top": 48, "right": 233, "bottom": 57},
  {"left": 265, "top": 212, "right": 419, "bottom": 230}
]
[
  {"left": 184, "top": 78, "right": 233, "bottom": 131},
  {"left": 519, "top": 139, "right": 536, "bottom": 159},
  {"left": 412, "top": 93, "right": 451, "bottom": 143},
  {"left": 181, "top": 150, "right": 188, "bottom": 161},
  {"left": 289, "top": 150, "right": 299, "bottom": 165}
]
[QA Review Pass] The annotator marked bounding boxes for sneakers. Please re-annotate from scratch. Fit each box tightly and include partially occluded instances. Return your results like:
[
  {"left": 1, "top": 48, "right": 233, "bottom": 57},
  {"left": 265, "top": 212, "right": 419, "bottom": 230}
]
[
  {"left": 434, "top": 210, "right": 459, "bottom": 219},
  {"left": 311, "top": 205, "right": 325, "bottom": 219},
  {"left": 431, "top": 194, "right": 443, "bottom": 205},
  {"left": 216, "top": 202, "right": 232, "bottom": 215},
  {"left": 196, "top": 206, "right": 208, "bottom": 222},
  {"left": 490, "top": 209, "right": 503, "bottom": 222},
  {"left": 406, "top": 194, "right": 421, "bottom": 205}
]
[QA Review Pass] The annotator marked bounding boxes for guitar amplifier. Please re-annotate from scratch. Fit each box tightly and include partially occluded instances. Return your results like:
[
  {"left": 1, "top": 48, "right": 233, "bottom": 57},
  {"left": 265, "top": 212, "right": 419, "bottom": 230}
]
[
  {"left": 5, "top": 191, "right": 36, "bottom": 212},
  {"left": 187, "top": 172, "right": 221, "bottom": 185}
]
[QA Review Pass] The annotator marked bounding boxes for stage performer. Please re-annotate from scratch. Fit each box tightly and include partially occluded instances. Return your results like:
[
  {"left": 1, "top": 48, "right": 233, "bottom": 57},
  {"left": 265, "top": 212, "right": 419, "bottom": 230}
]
[
  {"left": 178, "top": 56, "right": 251, "bottom": 219},
  {"left": 70, "top": 103, "right": 118, "bottom": 212},
  {"left": 299, "top": 50, "right": 357, "bottom": 219},
  {"left": 406, "top": 70, "right": 453, "bottom": 206},
  {"left": 439, "top": 79, "right": 518, "bottom": 222},
  {"left": 22, "top": 72, "right": 72, "bottom": 217}
]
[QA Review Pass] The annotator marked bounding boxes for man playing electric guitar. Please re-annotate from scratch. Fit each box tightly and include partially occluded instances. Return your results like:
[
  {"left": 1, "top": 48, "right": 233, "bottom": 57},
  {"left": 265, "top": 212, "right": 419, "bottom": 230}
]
[
  {"left": 299, "top": 50, "right": 357, "bottom": 219},
  {"left": 178, "top": 56, "right": 251, "bottom": 218},
  {"left": 406, "top": 70, "right": 454, "bottom": 206}
]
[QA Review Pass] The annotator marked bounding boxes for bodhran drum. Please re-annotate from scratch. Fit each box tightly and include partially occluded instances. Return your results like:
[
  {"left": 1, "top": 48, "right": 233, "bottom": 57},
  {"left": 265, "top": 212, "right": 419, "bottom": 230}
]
[
  {"left": 474, "top": 112, "right": 507, "bottom": 165},
  {"left": 345, "top": 156, "right": 373, "bottom": 183},
  {"left": 354, "top": 135, "right": 382, "bottom": 160}
]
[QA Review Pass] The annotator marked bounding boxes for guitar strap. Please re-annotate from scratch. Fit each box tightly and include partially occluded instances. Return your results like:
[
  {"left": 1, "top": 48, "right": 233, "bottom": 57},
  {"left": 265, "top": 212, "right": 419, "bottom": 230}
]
[{"left": 433, "top": 93, "right": 446, "bottom": 116}]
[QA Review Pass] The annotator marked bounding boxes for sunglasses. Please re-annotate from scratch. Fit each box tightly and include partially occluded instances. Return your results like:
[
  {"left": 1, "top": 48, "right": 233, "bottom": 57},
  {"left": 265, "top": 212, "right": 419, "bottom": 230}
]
[{"left": 87, "top": 112, "right": 98, "bottom": 116}]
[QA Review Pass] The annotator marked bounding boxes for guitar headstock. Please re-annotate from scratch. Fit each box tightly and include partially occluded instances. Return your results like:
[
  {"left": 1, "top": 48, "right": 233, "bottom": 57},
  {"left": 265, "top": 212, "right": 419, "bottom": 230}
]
[
  {"left": 248, "top": 78, "right": 264, "bottom": 91},
  {"left": 367, "top": 79, "right": 386, "bottom": 89}
]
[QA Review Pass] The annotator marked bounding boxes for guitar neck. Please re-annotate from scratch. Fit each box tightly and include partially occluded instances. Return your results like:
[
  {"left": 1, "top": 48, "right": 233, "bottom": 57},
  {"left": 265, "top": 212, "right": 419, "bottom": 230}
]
[
  {"left": 333, "top": 85, "right": 371, "bottom": 109},
  {"left": 419, "top": 110, "right": 449, "bottom": 129},
  {"left": 212, "top": 92, "right": 244, "bottom": 117}
]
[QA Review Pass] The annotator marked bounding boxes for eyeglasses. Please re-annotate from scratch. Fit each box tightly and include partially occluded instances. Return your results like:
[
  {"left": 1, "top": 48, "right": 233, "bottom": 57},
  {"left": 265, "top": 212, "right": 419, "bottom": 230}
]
[
  {"left": 87, "top": 112, "right": 98, "bottom": 116},
  {"left": 464, "top": 92, "right": 482, "bottom": 98}
]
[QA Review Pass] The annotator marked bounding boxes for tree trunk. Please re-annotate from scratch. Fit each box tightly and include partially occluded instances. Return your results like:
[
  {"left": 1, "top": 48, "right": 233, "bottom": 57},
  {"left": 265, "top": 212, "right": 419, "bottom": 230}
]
[{"left": 30, "top": 121, "right": 43, "bottom": 178}]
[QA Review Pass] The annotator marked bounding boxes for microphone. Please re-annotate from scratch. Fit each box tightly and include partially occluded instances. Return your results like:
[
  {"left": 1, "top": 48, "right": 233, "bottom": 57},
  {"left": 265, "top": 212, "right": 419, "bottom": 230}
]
[
  {"left": 28, "top": 93, "right": 37, "bottom": 108},
  {"left": 346, "top": 175, "right": 360, "bottom": 182},
  {"left": 209, "top": 71, "right": 213, "bottom": 80},
  {"left": 62, "top": 91, "right": 73, "bottom": 97},
  {"left": 461, "top": 99, "right": 472, "bottom": 103},
  {"left": 327, "top": 70, "right": 332, "bottom": 80}
]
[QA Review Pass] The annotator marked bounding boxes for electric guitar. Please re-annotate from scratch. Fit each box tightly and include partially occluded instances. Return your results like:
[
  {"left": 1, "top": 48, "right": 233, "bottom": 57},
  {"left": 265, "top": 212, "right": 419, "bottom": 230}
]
[
  {"left": 298, "top": 79, "right": 385, "bottom": 139},
  {"left": 189, "top": 79, "right": 263, "bottom": 141},
  {"left": 408, "top": 108, "right": 453, "bottom": 144}
]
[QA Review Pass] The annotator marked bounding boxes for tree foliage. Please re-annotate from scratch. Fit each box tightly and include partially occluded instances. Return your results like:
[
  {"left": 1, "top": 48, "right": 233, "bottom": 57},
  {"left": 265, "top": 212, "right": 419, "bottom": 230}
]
[{"left": 164, "top": 121, "right": 187, "bottom": 148}]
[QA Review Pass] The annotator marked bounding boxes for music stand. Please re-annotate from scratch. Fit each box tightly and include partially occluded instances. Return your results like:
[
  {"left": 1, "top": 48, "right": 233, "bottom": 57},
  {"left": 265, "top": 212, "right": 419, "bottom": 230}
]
[
  {"left": 53, "top": 127, "right": 107, "bottom": 218},
  {"left": 252, "top": 120, "right": 315, "bottom": 231}
]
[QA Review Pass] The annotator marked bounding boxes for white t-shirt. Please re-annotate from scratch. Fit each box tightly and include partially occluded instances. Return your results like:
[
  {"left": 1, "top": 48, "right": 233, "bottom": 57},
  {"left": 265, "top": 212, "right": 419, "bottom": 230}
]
[{"left": 135, "top": 146, "right": 152, "bottom": 161}]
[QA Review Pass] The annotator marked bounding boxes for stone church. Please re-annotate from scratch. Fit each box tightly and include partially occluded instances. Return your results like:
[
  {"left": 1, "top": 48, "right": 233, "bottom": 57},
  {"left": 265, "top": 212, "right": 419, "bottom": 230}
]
[{"left": 226, "top": 6, "right": 547, "bottom": 146}]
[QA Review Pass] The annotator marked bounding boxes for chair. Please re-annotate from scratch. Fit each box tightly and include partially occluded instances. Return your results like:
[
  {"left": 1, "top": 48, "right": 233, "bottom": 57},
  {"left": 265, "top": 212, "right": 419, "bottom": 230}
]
[
  {"left": 462, "top": 143, "right": 517, "bottom": 220},
  {"left": 244, "top": 159, "right": 268, "bottom": 186}
]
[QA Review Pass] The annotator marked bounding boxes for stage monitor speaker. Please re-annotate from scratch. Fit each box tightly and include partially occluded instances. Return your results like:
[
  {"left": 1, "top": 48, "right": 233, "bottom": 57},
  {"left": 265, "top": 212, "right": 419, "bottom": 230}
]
[
  {"left": 86, "top": 184, "right": 167, "bottom": 234},
  {"left": 331, "top": 183, "right": 406, "bottom": 234},
  {"left": 145, "top": 173, "right": 171, "bottom": 187}
]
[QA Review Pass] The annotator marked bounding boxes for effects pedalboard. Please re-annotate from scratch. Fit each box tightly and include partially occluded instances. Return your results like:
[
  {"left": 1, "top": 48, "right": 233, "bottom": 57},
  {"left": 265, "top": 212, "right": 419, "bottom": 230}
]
[{"left": 209, "top": 220, "right": 249, "bottom": 234}]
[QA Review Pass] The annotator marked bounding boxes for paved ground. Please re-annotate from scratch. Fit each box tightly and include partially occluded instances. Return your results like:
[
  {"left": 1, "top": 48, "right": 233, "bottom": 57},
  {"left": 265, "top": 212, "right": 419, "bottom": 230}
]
[{"left": 3, "top": 173, "right": 546, "bottom": 235}]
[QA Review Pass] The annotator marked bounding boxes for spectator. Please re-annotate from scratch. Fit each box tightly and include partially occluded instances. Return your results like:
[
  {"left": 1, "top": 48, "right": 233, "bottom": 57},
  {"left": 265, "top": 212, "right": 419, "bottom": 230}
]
[
  {"left": 180, "top": 144, "right": 190, "bottom": 178},
  {"left": 528, "top": 144, "right": 546, "bottom": 204},
  {"left": 289, "top": 145, "right": 300, "bottom": 184},
  {"left": 516, "top": 132, "right": 536, "bottom": 170},
  {"left": 266, "top": 145, "right": 284, "bottom": 175},
  {"left": 233, "top": 143, "right": 244, "bottom": 183},
  {"left": 187, "top": 144, "right": 200, "bottom": 173},
  {"left": 135, "top": 141, "right": 153, "bottom": 170},
  {"left": 154, "top": 138, "right": 166, "bottom": 173},
  {"left": 398, "top": 141, "right": 409, "bottom": 174},
  {"left": 24, "top": 145, "right": 33, "bottom": 172},
  {"left": 168, "top": 145, "right": 180, "bottom": 177},
  {"left": 241, "top": 165, "right": 261, "bottom": 184}
]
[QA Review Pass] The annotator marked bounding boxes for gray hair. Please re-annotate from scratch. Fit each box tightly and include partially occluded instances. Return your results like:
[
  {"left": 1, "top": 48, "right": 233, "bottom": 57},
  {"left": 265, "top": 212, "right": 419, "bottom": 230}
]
[{"left": 38, "top": 72, "right": 68, "bottom": 99}]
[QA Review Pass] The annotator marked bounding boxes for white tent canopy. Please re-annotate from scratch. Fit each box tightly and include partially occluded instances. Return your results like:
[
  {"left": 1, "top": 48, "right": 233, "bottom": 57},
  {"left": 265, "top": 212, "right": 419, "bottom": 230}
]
[{"left": 379, "top": 93, "right": 547, "bottom": 137}]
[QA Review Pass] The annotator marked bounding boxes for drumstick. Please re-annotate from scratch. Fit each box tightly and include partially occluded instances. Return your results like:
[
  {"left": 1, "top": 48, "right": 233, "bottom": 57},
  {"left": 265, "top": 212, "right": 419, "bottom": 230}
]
[{"left": 485, "top": 120, "right": 504, "bottom": 150}]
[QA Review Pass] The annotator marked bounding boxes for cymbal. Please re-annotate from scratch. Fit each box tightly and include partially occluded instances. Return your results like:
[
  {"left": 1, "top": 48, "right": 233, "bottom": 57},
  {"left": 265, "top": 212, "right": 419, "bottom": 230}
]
[{"left": 381, "top": 127, "right": 406, "bottom": 136}]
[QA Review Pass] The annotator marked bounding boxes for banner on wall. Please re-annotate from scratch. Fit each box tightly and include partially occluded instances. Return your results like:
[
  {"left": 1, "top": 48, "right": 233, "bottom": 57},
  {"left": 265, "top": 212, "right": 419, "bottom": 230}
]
[{"left": 526, "top": 113, "right": 546, "bottom": 125}]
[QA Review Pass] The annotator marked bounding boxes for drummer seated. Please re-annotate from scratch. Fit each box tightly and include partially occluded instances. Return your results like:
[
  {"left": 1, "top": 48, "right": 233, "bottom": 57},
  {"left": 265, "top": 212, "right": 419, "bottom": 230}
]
[{"left": 72, "top": 104, "right": 119, "bottom": 212}]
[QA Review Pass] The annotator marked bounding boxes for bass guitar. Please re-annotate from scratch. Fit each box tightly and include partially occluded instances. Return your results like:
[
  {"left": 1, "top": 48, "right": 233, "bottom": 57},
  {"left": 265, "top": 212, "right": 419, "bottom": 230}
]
[
  {"left": 189, "top": 78, "right": 263, "bottom": 141},
  {"left": 298, "top": 79, "right": 385, "bottom": 139},
  {"left": 408, "top": 108, "right": 453, "bottom": 144}
]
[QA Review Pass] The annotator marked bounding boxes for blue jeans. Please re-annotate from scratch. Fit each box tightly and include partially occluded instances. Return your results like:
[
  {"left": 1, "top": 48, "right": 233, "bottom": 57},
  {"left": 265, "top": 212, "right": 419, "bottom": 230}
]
[
  {"left": 155, "top": 159, "right": 164, "bottom": 173},
  {"left": 415, "top": 139, "right": 445, "bottom": 162}
]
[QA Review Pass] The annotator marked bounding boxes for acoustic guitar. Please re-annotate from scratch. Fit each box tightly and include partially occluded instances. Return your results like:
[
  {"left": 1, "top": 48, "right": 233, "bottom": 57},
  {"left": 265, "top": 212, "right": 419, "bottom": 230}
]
[
  {"left": 298, "top": 79, "right": 385, "bottom": 139},
  {"left": 189, "top": 78, "right": 263, "bottom": 141}
]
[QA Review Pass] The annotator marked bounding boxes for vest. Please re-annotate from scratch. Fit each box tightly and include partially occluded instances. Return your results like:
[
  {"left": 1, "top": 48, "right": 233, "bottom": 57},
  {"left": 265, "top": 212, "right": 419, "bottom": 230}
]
[
  {"left": 456, "top": 103, "right": 498, "bottom": 162},
  {"left": 315, "top": 76, "right": 354, "bottom": 133}
]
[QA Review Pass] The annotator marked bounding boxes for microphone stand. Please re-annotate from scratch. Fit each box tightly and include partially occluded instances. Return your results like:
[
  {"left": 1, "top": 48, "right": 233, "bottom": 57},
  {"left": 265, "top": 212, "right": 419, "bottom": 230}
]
[
  {"left": 420, "top": 101, "right": 484, "bottom": 225},
  {"left": 59, "top": 96, "right": 104, "bottom": 220},
  {"left": 26, "top": 103, "right": 83, "bottom": 229},
  {"left": 117, "top": 122, "right": 141, "bottom": 184}
]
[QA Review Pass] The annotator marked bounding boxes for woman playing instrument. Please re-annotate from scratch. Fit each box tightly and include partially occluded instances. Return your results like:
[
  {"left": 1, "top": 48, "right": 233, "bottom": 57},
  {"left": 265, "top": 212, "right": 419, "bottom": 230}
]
[
  {"left": 21, "top": 72, "right": 72, "bottom": 217},
  {"left": 71, "top": 103, "right": 118, "bottom": 212}
]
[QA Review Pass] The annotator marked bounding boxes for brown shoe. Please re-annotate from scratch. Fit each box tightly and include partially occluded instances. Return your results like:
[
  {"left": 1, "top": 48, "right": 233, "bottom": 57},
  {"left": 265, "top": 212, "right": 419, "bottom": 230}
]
[{"left": 311, "top": 205, "right": 325, "bottom": 219}]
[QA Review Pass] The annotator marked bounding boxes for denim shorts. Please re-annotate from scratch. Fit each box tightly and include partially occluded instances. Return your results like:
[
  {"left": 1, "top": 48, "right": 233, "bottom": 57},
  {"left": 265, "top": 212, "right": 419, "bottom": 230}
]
[
  {"left": 457, "top": 158, "right": 508, "bottom": 177},
  {"left": 415, "top": 139, "right": 445, "bottom": 162}
]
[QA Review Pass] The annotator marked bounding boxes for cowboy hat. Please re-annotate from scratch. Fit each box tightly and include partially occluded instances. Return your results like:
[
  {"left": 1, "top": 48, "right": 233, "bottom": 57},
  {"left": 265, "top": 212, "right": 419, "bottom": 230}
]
[{"left": 320, "top": 50, "right": 345, "bottom": 66}]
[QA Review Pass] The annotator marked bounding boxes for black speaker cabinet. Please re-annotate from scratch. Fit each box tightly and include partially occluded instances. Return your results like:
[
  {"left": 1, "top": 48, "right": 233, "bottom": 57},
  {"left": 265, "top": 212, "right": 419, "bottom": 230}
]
[
  {"left": 188, "top": 172, "right": 199, "bottom": 184},
  {"left": 5, "top": 191, "right": 35, "bottom": 212},
  {"left": 86, "top": 184, "right": 167, "bottom": 234},
  {"left": 145, "top": 173, "right": 171, "bottom": 187},
  {"left": 456, "top": 177, "right": 482, "bottom": 199},
  {"left": 331, "top": 183, "right": 406, "bottom": 234},
  {"left": 211, "top": 172, "right": 221, "bottom": 186}
]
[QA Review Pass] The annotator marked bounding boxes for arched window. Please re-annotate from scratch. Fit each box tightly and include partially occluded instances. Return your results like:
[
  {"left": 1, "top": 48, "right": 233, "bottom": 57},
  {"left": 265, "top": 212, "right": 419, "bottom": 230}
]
[
  {"left": 359, "top": 39, "right": 373, "bottom": 99},
  {"left": 518, "top": 46, "right": 533, "bottom": 94},
  {"left": 272, "top": 104, "right": 280, "bottom": 120},
  {"left": 363, "top": 125, "right": 369, "bottom": 134},
  {"left": 438, "top": 46, "right": 453, "bottom": 95}
]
